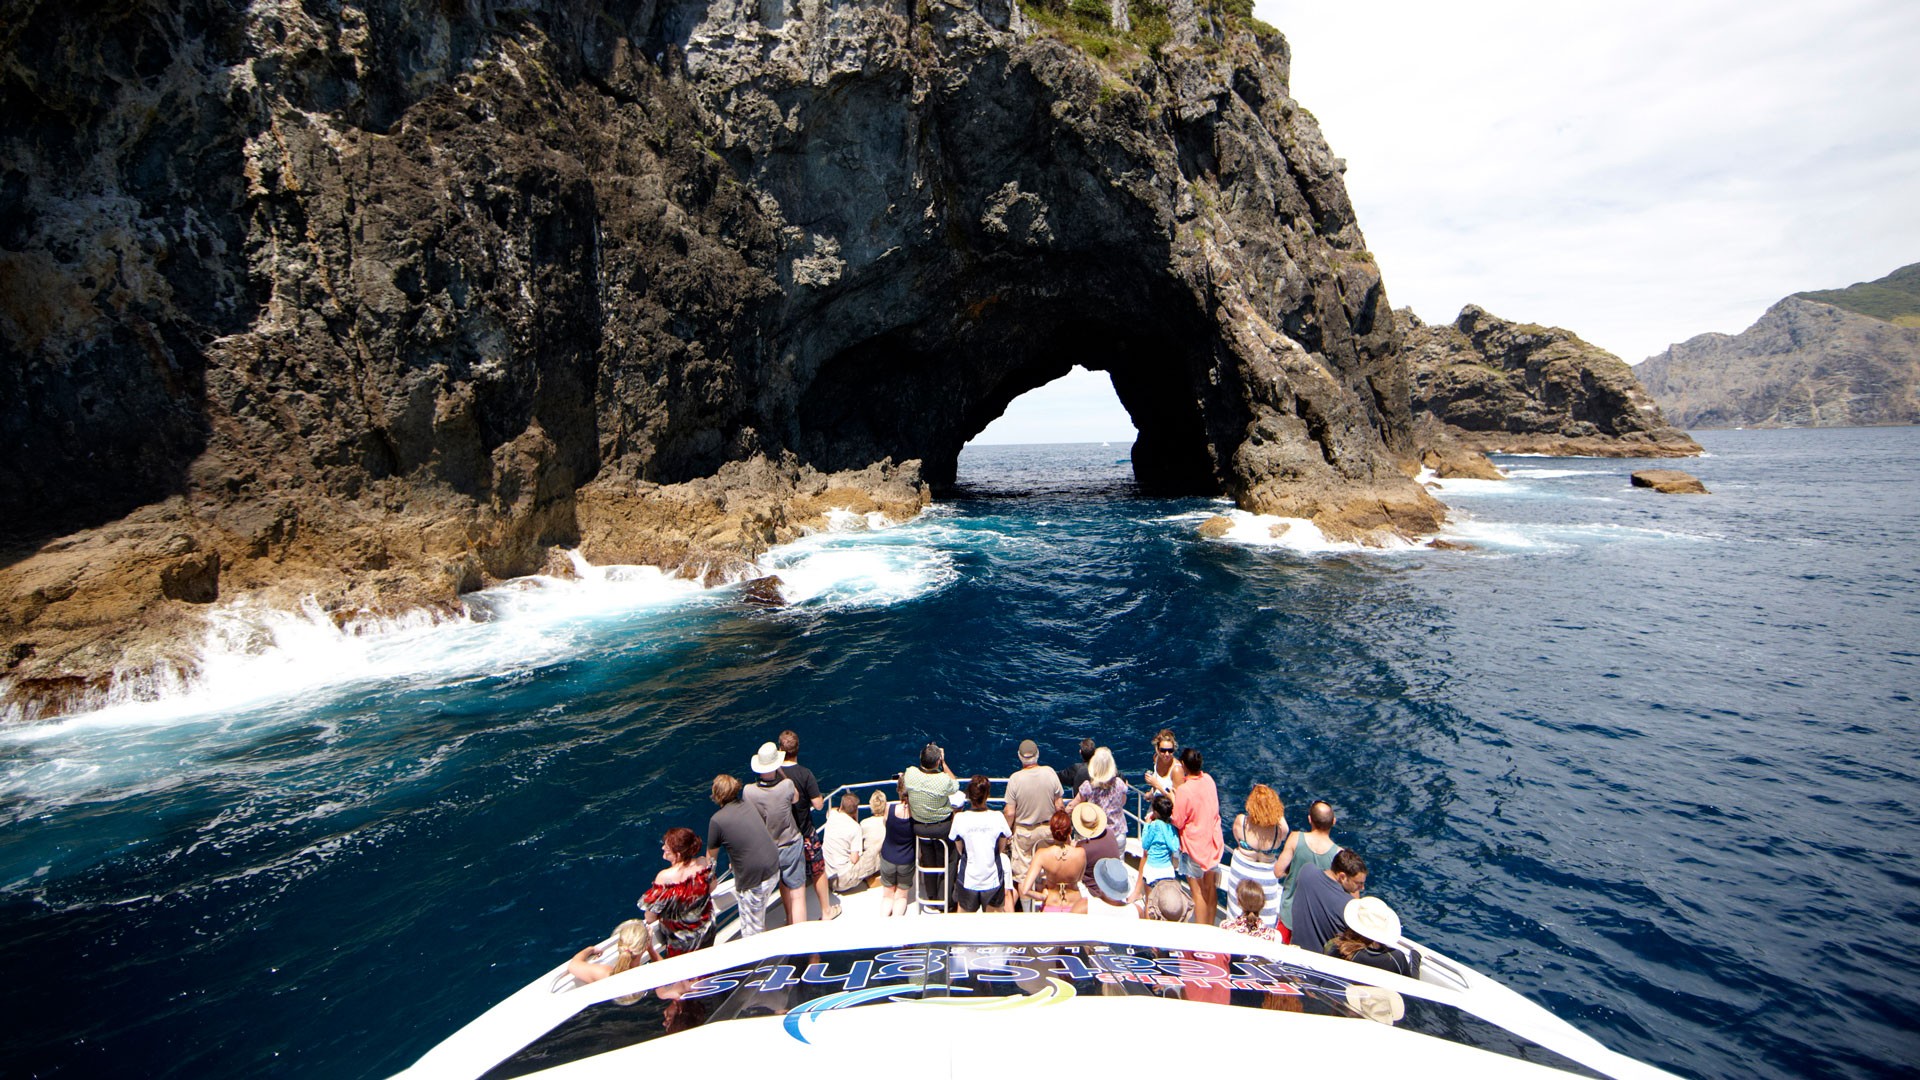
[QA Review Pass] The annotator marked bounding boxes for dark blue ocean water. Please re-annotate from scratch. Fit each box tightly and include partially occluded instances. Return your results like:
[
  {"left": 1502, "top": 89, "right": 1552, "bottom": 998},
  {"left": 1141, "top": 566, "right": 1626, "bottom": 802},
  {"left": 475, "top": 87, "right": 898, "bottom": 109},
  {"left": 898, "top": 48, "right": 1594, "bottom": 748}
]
[{"left": 2, "top": 427, "right": 1917, "bottom": 1078}]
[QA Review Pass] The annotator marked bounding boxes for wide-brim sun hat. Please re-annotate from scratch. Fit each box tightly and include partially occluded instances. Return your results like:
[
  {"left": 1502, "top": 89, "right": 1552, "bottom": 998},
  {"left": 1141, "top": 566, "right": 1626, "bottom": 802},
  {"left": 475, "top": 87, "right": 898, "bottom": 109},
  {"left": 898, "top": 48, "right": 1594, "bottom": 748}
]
[
  {"left": 1088, "top": 747, "right": 1116, "bottom": 784},
  {"left": 1344, "top": 984, "right": 1405, "bottom": 1025},
  {"left": 1072, "top": 801, "right": 1108, "bottom": 839},
  {"left": 1093, "top": 858, "right": 1130, "bottom": 903},
  {"left": 749, "top": 741, "right": 785, "bottom": 774},
  {"left": 1344, "top": 896, "right": 1403, "bottom": 944}
]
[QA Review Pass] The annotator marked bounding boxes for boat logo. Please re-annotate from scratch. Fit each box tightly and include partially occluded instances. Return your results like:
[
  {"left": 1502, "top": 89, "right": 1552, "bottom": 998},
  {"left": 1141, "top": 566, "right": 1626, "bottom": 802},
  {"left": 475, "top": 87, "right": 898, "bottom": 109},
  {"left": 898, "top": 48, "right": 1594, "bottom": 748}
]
[{"left": 782, "top": 976, "right": 1077, "bottom": 1044}]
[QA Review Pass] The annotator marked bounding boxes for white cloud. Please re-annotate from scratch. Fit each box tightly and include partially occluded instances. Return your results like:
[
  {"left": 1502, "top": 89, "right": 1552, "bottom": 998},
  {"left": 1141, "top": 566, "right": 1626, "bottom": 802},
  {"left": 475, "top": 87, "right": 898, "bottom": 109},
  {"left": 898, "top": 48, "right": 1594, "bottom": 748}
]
[
  {"left": 969, "top": 3, "right": 1918, "bottom": 443},
  {"left": 968, "top": 366, "right": 1137, "bottom": 445},
  {"left": 1260, "top": 0, "right": 1920, "bottom": 360}
]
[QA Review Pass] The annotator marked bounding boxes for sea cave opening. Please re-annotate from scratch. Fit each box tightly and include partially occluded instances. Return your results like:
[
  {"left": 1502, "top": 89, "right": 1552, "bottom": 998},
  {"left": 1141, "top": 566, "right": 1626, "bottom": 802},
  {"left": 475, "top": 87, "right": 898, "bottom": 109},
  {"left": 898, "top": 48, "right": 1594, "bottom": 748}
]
[
  {"left": 955, "top": 366, "right": 1141, "bottom": 497},
  {"left": 790, "top": 269, "right": 1231, "bottom": 502}
]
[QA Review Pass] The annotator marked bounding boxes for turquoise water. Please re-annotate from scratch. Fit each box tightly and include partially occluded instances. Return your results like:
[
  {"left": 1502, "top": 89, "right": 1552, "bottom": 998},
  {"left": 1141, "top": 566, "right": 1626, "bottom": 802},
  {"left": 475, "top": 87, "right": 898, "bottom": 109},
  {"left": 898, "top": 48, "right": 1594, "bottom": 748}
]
[{"left": 2, "top": 428, "right": 1916, "bottom": 1078}]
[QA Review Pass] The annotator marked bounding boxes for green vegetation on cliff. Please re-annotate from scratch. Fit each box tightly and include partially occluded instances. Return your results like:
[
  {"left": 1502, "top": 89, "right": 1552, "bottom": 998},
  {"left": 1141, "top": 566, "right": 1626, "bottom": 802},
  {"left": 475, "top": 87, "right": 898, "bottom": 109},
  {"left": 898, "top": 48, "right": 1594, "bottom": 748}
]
[
  {"left": 1794, "top": 262, "right": 1920, "bottom": 328},
  {"left": 1018, "top": 0, "right": 1276, "bottom": 62}
]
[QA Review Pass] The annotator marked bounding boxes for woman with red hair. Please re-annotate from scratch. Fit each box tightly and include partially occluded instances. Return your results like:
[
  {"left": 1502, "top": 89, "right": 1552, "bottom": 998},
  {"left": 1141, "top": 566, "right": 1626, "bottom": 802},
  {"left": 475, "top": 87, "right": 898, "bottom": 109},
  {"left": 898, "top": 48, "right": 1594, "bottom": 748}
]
[{"left": 640, "top": 826, "right": 714, "bottom": 959}]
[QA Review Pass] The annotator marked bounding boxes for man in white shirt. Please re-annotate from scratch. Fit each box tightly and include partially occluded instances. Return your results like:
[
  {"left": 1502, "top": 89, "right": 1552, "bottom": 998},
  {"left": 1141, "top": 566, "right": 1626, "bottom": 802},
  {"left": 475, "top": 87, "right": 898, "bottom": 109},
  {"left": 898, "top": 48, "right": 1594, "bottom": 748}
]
[{"left": 823, "top": 791, "right": 868, "bottom": 894}]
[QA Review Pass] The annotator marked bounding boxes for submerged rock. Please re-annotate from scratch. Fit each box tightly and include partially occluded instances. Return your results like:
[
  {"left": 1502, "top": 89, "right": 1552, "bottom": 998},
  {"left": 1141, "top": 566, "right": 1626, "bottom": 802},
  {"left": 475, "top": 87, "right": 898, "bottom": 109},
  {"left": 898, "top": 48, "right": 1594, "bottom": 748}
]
[
  {"left": 1404, "top": 307, "right": 1701, "bottom": 458},
  {"left": 1198, "top": 516, "right": 1235, "bottom": 538},
  {"left": 1631, "top": 470, "right": 1709, "bottom": 494},
  {"left": 739, "top": 576, "right": 788, "bottom": 607}
]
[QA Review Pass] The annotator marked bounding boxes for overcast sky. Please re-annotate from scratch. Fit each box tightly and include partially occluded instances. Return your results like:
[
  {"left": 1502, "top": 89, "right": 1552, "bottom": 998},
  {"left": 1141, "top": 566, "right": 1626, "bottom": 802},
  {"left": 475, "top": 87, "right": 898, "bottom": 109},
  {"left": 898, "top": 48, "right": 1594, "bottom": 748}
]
[{"left": 973, "top": 0, "right": 1920, "bottom": 445}]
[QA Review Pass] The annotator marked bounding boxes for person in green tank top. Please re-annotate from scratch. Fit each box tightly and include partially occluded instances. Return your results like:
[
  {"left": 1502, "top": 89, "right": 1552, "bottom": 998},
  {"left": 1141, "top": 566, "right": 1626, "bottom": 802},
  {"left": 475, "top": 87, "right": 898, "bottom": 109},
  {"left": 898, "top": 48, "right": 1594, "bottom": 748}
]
[{"left": 1273, "top": 799, "right": 1342, "bottom": 934}]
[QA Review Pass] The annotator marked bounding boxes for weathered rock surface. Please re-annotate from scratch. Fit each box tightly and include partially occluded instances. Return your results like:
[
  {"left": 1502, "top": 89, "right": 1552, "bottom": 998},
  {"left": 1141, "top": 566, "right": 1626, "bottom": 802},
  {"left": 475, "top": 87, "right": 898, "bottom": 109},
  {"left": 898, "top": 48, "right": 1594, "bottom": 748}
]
[
  {"left": 1411, "top": 414, "right": 1502, "bottom": 481},
  {"left": 1404, "top": 306, "right": 1701, "bottom": 458},
  {"left": 1, "top": 0, "right": 1441, "bottom": 720},
  {"left": 1197, "top": 515, "right": 1233, "bottom": 538},
  {"left": 738, "top": 575, "right": 788, "bottom": 606},
  {"left": 1637, "top": 297, "right": 1920, "bottom": 429},
  {"left": 1630, "top": 469, "right": 1708, "bottom": 495}
]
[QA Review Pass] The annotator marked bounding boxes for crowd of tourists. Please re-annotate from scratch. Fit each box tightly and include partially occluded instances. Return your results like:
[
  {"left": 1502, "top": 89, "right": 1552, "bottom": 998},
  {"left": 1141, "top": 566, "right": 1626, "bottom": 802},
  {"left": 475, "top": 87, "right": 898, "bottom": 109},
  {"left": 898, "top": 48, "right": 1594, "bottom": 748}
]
[{"left": 568, "top": 727, "right": 1421, "bottom": 985}]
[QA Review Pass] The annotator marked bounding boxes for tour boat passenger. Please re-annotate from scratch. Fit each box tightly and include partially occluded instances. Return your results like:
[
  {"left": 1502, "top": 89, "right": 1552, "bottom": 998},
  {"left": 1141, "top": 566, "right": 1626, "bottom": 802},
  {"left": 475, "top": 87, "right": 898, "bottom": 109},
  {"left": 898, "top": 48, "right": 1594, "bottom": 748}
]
[
  {"left": 1224, "top": 879, "right": 1279, "bottom": 942},
  {"left": 1089, "top": 857, "right": 1139, "bottom": 917},
  {"left": 565, "top": 919, "right": 650, "bottom": 985},
  {"left": 1129, "top": 793, "right": 1188, "bottom": 921},
  {"left": 1070, "top": 746, "right": 1128, "bottom": 842},
  {"left": 744, "top": 742, "right": 809, "bottom": 926},
  {"left": 1144, "top": 729, "right": 1183, "bottom": 795},
  {"left": 876, "top": 778, "right": 916, "bottom": 916},
  {"left": 638, "top": 827, "right": 714, "bottom": 959},
  {"left": 951, "top": 774, "right": 1013, "bottom": 912},
  {"left": 775, "top": 730, "right": 834, "bottom": 922},
  {"left": 1273, "top": 799, "right": 1343, "bottom": 944},
  {"left": 1057, "top": 737, "right": 1096, "bottom": 792},
  {"left": 1224, "top": 783, "right": 1287, "bottom": 920},
  {"left": 704, "top": 773, "right": 779, "bottom": 937},
  {"left": 1004, "top": 738, "right": 1064, "bottom": 883},
  {"left": 823, "top": 792, "right": 869, "bottom": 895},
  {"left": 1172, "top": 747, "right": 1224, "bottom": 926},
  {"left": 859, "top": 790, "right": 888, "bottom": 886},
  {"left": 903, "top": 743, "right": 960, "bottom": 905},
  {"left": 1290, "top": 848, "right": 1369, "bottom": 955},
  {"left": 1016, "top": 809, "right": 1087, "bottom": 913},
  {"left": 1328, "top": 896, "right": 1422, "bottom": 979},
  {"left": 1071, "top": 801, "right": 1120, "bottom": 894}
]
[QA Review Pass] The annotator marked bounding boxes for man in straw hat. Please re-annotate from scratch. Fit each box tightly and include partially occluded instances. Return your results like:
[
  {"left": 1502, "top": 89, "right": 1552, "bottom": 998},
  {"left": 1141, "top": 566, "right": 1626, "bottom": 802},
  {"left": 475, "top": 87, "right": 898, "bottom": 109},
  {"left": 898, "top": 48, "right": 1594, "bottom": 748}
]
[{"left": 744, "top": 741, "right": 809, "bottom": 925}]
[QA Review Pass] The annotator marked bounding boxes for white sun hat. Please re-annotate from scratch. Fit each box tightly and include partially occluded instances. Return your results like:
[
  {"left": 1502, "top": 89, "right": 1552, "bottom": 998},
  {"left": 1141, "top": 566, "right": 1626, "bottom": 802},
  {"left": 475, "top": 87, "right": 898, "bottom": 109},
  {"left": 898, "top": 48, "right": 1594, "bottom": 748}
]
[
  {"left": 750, "top": 742, "right": 785, "bottom": 775},
  {"left": 1344, "top": 895, "right": 1404, "bottom": 945}
]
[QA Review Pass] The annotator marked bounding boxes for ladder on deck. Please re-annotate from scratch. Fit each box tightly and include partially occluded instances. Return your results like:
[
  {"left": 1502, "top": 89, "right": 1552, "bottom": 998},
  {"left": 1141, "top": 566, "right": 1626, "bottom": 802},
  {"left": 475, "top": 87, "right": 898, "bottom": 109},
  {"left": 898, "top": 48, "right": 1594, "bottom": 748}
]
[{"left": 915, "top": 836, "right": 951, "bottom": 913}]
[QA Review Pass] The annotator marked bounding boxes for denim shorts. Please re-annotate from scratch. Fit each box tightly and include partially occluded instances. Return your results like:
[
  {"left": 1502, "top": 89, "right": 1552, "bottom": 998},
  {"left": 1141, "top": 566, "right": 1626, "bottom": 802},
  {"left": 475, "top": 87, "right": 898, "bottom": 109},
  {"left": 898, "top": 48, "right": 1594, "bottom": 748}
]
[
  {"left": 1180, "top": 852, "right": 1219, "bottom": 879},
  {"left": 777, "top": 840, "right": 806, "bottom": 889}
]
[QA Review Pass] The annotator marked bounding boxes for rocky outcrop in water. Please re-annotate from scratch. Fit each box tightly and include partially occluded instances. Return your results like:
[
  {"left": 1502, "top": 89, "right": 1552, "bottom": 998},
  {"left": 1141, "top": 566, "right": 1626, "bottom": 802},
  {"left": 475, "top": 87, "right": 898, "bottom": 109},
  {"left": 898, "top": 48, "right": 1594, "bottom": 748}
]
[
  {"left": 1, "top": 0, "right": 1440, "bottom": 720},
  {"left": 1636, "top": 296, "right": 1920, "bottom": 429},
  {"left": 1403, "top": 306, "right": 1701, "bottom": 458},
  {"left": 1630, "top": 469, "right": 1707, "bottom": 495}
]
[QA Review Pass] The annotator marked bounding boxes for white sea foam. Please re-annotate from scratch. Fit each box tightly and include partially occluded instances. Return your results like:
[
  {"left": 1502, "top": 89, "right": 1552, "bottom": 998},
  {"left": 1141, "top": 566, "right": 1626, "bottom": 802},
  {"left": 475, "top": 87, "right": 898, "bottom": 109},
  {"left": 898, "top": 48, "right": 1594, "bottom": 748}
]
[
  {"left": 6, "top": 509, "right": 953, "bottom": 731},
  {"left": 1428, "top": 516, "right": 1720, "bottom": 554},
  {"left": 1502, "top": 467, "right": 1605, "bottom": 480},
  {"left": 1169, "top": 507, "right": 1419, "bottom": 554},
  {"left": 757, "top": 518, "right": 957, "bottom": 609}
]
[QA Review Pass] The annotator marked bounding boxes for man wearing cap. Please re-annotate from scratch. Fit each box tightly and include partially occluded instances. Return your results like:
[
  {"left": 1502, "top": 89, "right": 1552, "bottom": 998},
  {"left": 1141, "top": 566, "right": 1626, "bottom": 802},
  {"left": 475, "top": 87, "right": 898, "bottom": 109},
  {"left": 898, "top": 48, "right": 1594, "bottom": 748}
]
[
  {"left": 743, "top": 741, "right": 809, "bottom": 926},
  {"left": 1004, "top": 739, "right": 1064, "bottom": 884}
]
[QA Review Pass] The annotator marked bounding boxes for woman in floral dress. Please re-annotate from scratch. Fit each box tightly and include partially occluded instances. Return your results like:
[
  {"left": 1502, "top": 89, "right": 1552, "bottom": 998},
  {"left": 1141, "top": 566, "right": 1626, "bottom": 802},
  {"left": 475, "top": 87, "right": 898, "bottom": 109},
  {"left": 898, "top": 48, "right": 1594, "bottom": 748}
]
[{"left": 640, "top": 827, "right": 714, "bottom": 959}]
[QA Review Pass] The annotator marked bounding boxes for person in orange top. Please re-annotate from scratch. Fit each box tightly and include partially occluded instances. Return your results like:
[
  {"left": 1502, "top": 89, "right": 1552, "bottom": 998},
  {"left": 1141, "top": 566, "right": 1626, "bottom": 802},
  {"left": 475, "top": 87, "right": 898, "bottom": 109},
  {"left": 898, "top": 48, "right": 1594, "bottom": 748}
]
[{"left": 1171, "top": 747, "right": 1224, "bottom": 925}]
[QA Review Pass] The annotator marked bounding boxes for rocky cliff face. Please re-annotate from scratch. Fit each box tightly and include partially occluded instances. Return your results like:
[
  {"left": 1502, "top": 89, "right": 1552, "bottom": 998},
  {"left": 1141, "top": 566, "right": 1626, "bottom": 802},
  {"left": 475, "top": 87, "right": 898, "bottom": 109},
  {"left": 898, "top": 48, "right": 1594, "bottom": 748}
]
[
  {"left": 1404, "top": 306, "right": 1700, "bottom": 457},
  {"left": 1637, "top": 297, "right": 1920, "bottom": 429},
  {"left": 1, "top": 0, "right": 1440, "bottom": 720}
]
